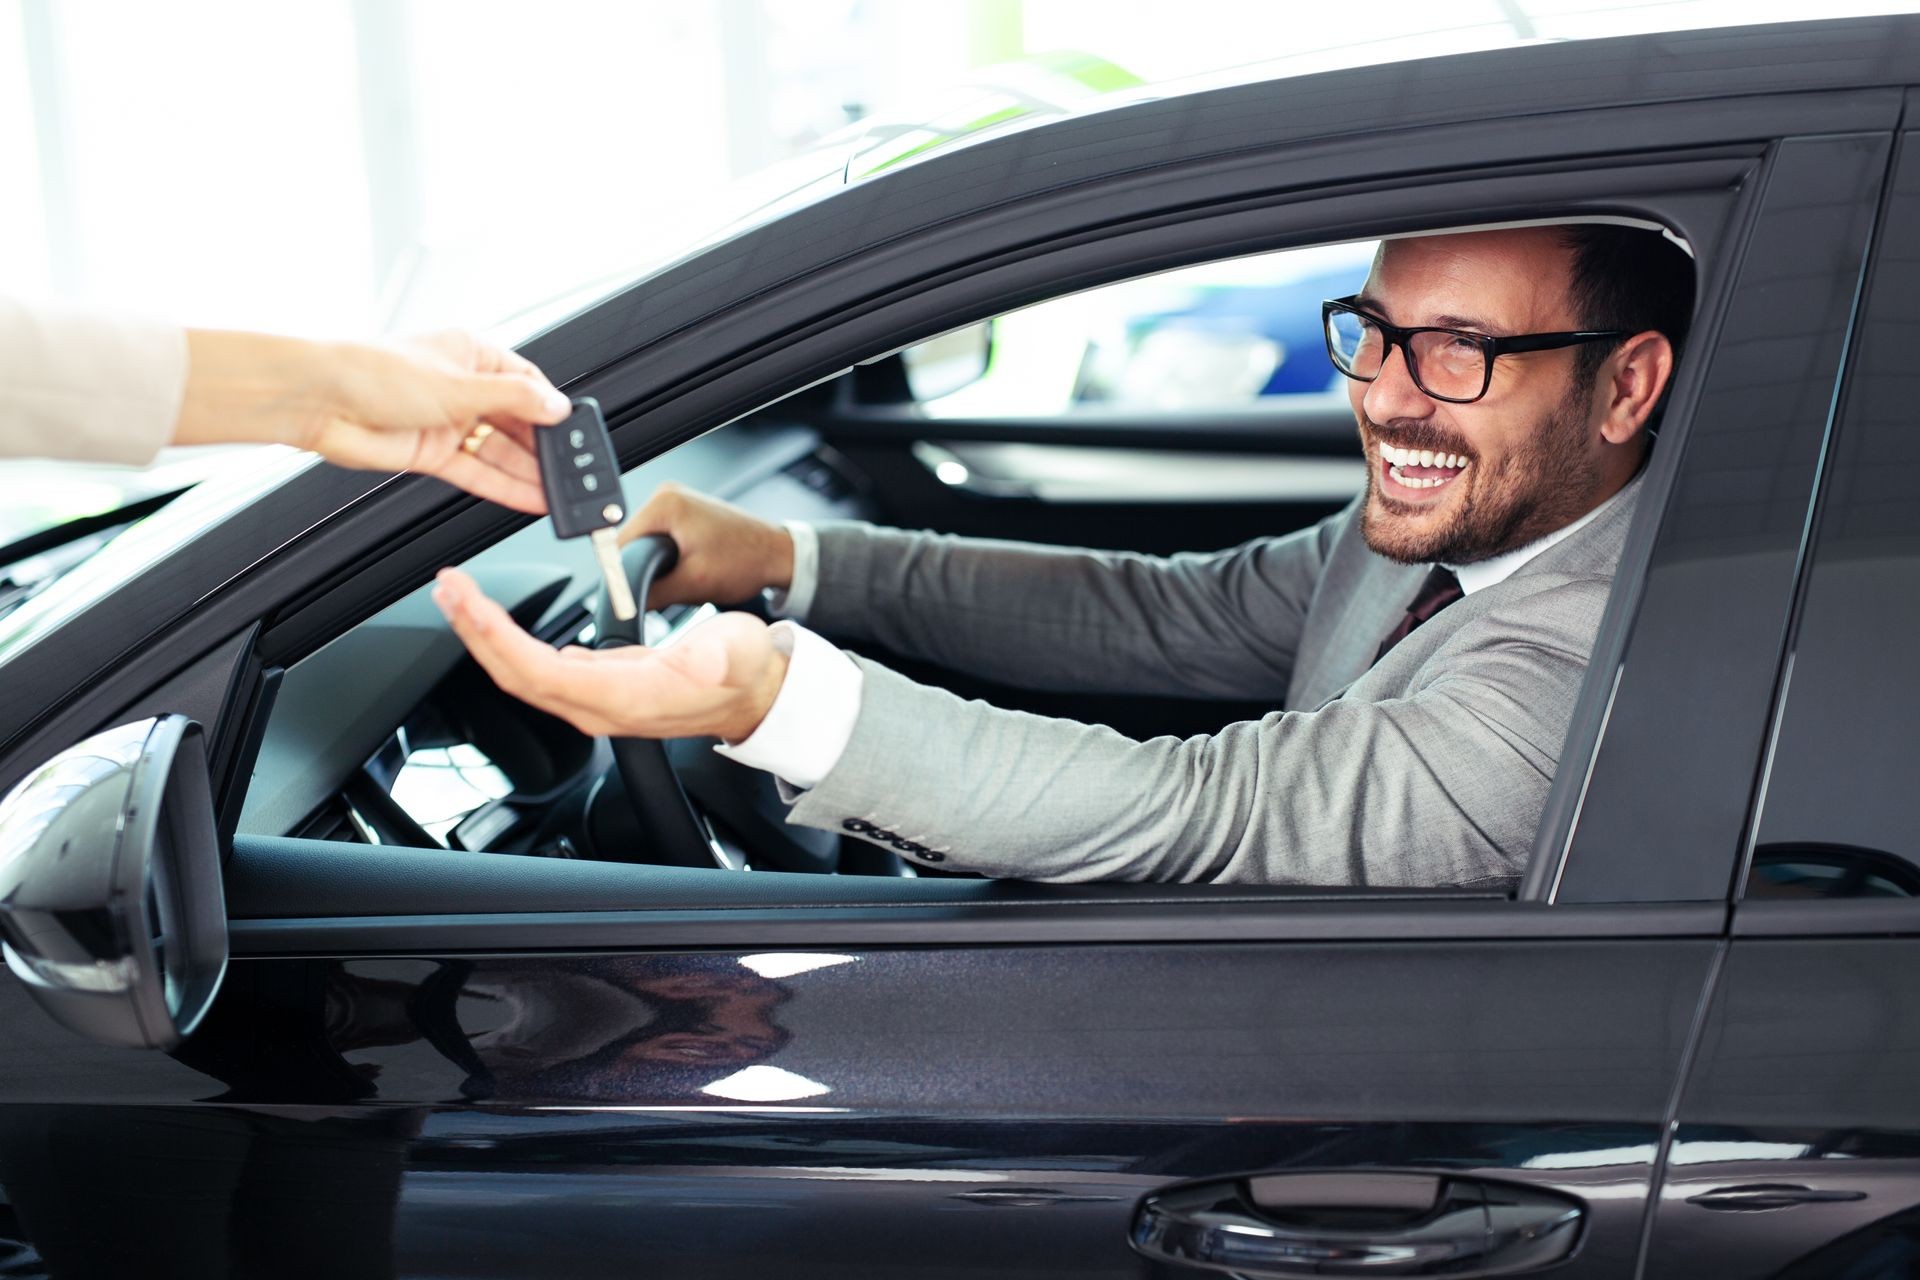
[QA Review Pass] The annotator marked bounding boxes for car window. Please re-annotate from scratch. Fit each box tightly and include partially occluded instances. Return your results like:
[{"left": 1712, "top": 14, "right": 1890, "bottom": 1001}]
[
  {"left": 1744, "top": 193, "right": 1920, "bottom": 902},
  {"left": 238, "top": 221, "right": 1685, "bottom": 900},
  {"left": 907, "top": 242, "right": 1376, "bottom": 417}
]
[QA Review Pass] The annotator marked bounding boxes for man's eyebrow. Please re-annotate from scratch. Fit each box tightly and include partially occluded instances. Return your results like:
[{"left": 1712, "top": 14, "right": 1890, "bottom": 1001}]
[
  {"left": 1430, "top": 313, "right": 1507, "bottom": 336},
  {"left": 1349, "top": 297, "right": 1510, "bottom": 336}
]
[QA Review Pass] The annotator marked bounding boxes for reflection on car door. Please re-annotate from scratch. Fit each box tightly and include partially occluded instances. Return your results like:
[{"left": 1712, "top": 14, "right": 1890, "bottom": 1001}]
[{"left": 0, "top": 904, "right": 1712, "bottom": 1279}]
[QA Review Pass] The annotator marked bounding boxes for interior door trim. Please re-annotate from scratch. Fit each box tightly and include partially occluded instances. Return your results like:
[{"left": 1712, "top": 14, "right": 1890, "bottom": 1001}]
[{"left": 910, "top": 440, "right": 1368, "bottom": 504}]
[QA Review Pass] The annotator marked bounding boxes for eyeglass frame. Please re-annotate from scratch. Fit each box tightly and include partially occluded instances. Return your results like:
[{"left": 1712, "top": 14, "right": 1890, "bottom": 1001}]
[{"left": 1321, "top": 296, "right": 1627, "bottom": 405}]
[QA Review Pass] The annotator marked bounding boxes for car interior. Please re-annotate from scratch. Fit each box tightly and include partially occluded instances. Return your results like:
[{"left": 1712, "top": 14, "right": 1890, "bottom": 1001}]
[{"left": 228, "top": 226, "right": 1685, "bottom": 899}]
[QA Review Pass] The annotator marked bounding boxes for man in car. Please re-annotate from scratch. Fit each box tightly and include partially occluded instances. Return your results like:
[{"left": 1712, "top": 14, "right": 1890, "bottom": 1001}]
[{"left": 433, "top": 223, "right": 1691, "bottom": 886}]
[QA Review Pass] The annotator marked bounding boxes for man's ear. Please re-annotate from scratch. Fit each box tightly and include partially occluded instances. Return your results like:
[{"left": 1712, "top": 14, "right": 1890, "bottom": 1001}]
[{"left": 1599, "top": 331, "right": 1675, "bottom": 445}]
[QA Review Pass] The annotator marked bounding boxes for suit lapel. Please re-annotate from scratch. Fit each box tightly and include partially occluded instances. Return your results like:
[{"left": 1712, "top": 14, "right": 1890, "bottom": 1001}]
[
  {"left": 1288, "top": 515, "right": 1426, "bottom": 710},
  {"left": 1290, "top": 473, "right": 1648, "bottom": 709}
]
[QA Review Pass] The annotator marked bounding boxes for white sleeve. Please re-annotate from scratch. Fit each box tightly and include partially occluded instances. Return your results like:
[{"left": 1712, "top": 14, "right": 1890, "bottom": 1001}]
[
  {"left": 762, "top": 520, "right": 819, "bottom": 622},
  {"left": 0, "top": 296, "right": 187, "bottom": 465},
  {"left": 713, "top": 620, "right": 863, "bottom": 789}
]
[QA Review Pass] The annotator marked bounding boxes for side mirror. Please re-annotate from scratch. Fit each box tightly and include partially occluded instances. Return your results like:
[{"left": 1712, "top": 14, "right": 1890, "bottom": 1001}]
[
  {"left": 900, "top": 319, "right": 994, "bottom": 402},
  {"left": 0, "top": 716, "right": 226, "bottom": 1050}
]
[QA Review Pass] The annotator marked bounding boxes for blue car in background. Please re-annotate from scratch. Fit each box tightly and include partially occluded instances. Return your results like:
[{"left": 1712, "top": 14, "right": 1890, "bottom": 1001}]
[{"left": 1080, "top": 262, "right": 1375, "bottom": 401}]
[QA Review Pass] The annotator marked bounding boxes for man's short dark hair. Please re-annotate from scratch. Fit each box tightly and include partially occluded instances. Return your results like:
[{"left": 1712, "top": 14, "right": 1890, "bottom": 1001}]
[{"left": 1559, "top": 223, "right": 1695, "bottom": 386}]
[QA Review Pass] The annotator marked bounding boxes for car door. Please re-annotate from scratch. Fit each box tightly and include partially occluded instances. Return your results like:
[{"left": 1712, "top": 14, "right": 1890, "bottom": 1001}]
[
  {"left": 1639, "top": 119, "right": 1920, "bottom": 1280},
  {"left": 0, "top": 48, "right": 1900, "bottom": 1280}
]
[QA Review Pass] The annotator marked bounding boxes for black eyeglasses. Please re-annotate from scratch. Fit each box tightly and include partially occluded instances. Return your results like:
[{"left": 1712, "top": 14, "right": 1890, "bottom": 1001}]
[{"left": 1322, "top": 297, "right": 1625, "bottom": 404}]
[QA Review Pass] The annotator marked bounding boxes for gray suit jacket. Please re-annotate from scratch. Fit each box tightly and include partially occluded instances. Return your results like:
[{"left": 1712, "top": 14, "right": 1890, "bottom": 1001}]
[{"left": 782, "top": 479, "right": 1641, "bottom": 886}]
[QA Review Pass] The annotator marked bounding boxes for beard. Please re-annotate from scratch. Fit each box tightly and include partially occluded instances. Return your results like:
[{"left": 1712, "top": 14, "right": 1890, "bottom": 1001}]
[{"left": 1359, "top": 378, "right": 1605, "bottom": 566}]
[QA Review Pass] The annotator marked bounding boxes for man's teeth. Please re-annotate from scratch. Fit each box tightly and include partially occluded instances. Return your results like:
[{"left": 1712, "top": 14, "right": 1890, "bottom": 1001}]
[{"left": 1379, "top": 442, "right": 1469, "bottom": 471}]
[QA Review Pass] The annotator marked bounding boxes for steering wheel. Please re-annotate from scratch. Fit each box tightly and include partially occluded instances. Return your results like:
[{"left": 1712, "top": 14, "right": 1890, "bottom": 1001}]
[
  {"left": 587, "top": 535, "right": 851, "bottom": 874},
  {"left": 590, "top": 534, "right": 717, "bottom": 868}
]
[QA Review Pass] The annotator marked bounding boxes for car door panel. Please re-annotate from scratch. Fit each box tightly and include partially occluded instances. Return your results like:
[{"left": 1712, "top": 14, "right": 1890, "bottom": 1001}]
[
  {"left": 811, "top": 395, "right": 1365, "bottom": 558},
  {"left": 0, "top": 932, "right": 1716, "bottom": 1278}
]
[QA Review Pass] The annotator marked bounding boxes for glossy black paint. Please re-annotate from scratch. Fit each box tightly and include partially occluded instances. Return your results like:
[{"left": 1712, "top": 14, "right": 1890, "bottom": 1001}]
[
  {"left": 0, "top": 938, "right": 1713, "bottom": 1277},
  {"left": 1748, "top": 131, "right": 1920, "bottom": 890},
  {"left": 1638, "top": 129, "right": 1920, "bottom": 1280},
  {"left": 1545, "top": 131, "right": 1894, "bottom": 905}
]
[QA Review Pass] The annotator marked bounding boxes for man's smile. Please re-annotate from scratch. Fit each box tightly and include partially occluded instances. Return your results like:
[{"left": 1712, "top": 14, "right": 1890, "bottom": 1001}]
[{"left": 1375, "top": 439, "right": 1471, "bottom": 501}]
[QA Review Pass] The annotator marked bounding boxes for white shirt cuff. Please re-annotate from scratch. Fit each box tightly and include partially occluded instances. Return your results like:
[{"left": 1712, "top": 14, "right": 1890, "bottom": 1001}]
[
  {"left": 763, "top": 520, "right": 819, "bottom": 622},
  {"left": 713, "top": 620, "right": 862, "bottom": 790}
]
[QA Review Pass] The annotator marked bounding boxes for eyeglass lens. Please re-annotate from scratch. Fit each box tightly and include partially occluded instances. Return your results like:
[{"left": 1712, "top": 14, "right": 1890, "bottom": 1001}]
[{"left": 1326, "top": 309, "right": 1487, "bottom": 401}]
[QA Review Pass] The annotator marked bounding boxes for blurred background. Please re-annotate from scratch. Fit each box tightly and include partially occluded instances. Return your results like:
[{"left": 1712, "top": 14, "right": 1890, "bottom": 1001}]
[{"left": 1, "top": 0, "right": 1913, "bottom": 543}]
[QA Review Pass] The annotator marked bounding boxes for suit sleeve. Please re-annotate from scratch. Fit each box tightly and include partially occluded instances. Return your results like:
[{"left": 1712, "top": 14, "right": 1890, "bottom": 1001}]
[
  {"left": 800, "top": 503, "right": 1353, "bottom": 701},
  {"left": 0, "top": 297, "right": 187, "bottom": 465},
  {"left": 782, "top": 577, "right": 1606, "bottom": 887}
]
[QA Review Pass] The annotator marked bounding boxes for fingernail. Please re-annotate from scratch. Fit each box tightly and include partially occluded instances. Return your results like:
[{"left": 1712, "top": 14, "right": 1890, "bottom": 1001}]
[
  {"left": 544, "top": 390, "right": 571, "bottom": 418},
  {"left": 431, "top": 585, "right": 452, "bottom": 615}
]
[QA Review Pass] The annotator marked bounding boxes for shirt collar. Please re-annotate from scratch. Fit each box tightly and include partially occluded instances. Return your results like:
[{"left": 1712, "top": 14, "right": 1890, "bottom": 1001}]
[{"left": 1446, "top": 485, "right": 1623, "bottom": 597}]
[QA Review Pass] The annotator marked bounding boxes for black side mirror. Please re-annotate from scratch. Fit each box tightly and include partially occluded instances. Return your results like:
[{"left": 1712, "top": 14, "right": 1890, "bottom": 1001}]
[{"left": 0, "top": 715, "right": 226, "bottom": 1050}]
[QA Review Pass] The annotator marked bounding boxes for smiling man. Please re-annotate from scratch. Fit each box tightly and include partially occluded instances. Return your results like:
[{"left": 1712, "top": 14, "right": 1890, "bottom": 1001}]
[{"left": 435, "top": 223, "right": 1692, "bottom": 886}]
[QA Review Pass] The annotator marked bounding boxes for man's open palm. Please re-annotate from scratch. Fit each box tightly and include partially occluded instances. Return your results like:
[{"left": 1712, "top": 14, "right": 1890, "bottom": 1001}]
[{"left": 432, "top": 568, "right": 788, "bottom": 743}]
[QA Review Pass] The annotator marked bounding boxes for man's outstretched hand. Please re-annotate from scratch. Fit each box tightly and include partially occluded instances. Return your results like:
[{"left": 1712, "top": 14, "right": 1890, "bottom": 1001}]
[{"left": 431, "top": 568, "right": 789, "bottom": 743}]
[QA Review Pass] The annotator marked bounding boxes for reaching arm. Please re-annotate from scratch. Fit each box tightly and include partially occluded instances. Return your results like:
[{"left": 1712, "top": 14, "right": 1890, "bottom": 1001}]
[
  {"left": 0, "top": 296, "right": 570, "bottom": 511},
  {"left": 781, "top": 578, "right": 1606, "bottom": 886},
  {"left": 804, "top": 509, "right": 1352, "bottom": 701}
]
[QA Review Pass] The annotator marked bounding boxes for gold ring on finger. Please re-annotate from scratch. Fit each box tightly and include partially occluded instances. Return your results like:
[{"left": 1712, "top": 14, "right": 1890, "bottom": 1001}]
[{"left": 460, "top": 422, "right": 496, "bottom": 455}]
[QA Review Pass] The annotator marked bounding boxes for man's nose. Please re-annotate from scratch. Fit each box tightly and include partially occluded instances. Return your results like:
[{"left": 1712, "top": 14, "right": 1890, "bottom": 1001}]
[{"left": 1362, "top": 344, "right": 1436, "bottom": 424}]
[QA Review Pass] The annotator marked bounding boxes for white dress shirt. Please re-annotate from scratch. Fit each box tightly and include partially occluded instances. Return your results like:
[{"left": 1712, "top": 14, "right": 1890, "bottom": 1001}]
[{"left": 717, "top": 498, "right": 1618, "bottom": 789}]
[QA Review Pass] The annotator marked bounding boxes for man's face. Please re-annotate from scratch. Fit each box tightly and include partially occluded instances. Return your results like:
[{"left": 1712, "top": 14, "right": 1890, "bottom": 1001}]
[{"left": 1349, "top": 230, "right": 1614, "bottom": 565}]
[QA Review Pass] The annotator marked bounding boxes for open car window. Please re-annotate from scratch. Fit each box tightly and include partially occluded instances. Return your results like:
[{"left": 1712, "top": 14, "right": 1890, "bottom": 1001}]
[{"left": 233, "top": 225, "right": 1688, "bottom": 905}]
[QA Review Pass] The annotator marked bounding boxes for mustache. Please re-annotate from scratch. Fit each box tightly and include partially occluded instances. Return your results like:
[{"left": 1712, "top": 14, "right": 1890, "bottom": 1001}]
[{"left": 1362, "top": 416, "right": 1474, "bottom": 460}]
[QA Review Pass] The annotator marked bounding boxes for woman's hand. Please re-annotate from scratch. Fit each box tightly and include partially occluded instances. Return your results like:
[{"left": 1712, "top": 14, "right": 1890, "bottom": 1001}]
[{"left": 175, "top": 328, "right": 572, "bottom": 513}]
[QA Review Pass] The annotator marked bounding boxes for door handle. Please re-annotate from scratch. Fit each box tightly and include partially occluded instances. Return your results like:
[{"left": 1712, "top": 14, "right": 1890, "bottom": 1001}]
[
  {"left": 1685, "top": 1183, "right": 1869, "bottom": 1211},
  {"left": 1131, "top": 1171, "right": 1583, "bottom": 1278}
]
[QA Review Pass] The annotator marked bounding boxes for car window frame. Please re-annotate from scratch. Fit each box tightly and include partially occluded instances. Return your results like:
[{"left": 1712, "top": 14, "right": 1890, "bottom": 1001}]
[
  {"left": 20, "top": 93, "right": 1890, "bottom": 949},
  {"left": 1733, "top": 120, "right": 1920, "bottom": 936},
  {"left": 1539, "top": 129, "right": 1899, "bottom": 906},
  {"left": 236, "top": 192, "right": 1728, "bottom": 932}
]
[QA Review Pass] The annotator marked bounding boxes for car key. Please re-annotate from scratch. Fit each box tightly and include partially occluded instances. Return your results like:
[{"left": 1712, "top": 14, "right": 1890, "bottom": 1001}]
[{"left": 537, "top": 397, "right": 637, "bottom": 622}]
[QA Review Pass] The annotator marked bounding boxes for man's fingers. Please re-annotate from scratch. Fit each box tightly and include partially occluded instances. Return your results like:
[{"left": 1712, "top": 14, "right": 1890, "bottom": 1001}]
[
  {"left": 433, "top": 571, "right": 768, "bottom": 742},
  {"left": 433, "top": 570, "right": 605, "bottom": 715}
]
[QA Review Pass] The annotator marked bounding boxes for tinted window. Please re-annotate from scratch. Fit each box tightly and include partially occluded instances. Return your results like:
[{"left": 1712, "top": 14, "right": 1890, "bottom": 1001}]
[{"left": 1746, "top": 144, "right": 1920, "bottom": 901}]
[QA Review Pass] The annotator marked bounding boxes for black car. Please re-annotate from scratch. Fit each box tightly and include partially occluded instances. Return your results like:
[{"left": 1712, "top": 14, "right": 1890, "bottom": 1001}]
[{"left": 2, "top": 17, "right": 1919, "bottom": 1278}]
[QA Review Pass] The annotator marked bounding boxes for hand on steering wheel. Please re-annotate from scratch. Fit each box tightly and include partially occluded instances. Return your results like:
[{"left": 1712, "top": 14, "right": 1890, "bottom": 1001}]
[{"left": 432, "top": 538, "right": 785, "bottom": 867}]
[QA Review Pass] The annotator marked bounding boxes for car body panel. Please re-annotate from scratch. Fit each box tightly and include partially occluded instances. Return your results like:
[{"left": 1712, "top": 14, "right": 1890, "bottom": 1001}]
[
  {"left": 0, "top": 938, "right": 1716, "bottom": 1277},
  {"left": 1640, "top": 125, "right": 1920, "bottom": 1278}
]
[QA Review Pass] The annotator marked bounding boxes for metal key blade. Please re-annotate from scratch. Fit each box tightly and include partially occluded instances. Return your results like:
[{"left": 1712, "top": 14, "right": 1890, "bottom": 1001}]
[{"left": 591, "top": 527, "right": 638, "bottom": 622}]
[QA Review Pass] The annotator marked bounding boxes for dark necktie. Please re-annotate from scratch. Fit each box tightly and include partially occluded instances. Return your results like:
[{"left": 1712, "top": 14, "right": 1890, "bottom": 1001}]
[{"left": 1374, "top": 566, "right": 1464, "bottom": 665}]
